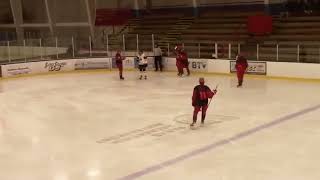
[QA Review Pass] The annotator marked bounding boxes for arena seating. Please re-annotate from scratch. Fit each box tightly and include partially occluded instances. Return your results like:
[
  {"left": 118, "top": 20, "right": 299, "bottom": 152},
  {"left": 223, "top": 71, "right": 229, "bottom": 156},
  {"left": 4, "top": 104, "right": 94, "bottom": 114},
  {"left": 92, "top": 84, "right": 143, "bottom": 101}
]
[
  {"left": 128, "top": 13, "right": 186, "bottom": 52},
  {"left": 178, "top": 11, "right": 261, "bottom": 58},
  {"left": 112, "top": 11, "right": 263, "bottom": 58},
  {"left": 107, "top": 9, "right": 320, "bottom": 63},
  {"left": 259, "top": 15, "right": 320, "bottom": 63},
  {"left": 108, "top": 13, "right": 185, "bottom": 52},
  {"left": 2, "top": 7, "right": 317, "bottom": 63}
]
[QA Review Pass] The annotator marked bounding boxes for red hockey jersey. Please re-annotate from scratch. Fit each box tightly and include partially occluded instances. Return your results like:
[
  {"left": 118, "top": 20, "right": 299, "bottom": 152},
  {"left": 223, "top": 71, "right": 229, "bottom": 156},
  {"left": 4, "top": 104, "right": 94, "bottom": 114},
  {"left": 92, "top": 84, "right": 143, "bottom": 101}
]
[
  {"left": 235, "top": 55, "right": 248, "bottom": 71},
  {"left": 192, "top": 85, "right": 215, "bottom": 106},
  {"left": 115, "top": 53, "right": 124, "bottom": 65}
]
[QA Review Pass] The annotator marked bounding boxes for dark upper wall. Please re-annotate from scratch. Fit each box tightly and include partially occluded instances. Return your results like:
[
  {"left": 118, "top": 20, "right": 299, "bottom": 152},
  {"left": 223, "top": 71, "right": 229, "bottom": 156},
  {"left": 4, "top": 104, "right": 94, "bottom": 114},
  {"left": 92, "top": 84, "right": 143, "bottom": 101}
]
[
  {"left": 21, "top": 0, "right": 47, "bottom": 23},
  {"left": 17, "top": 0, "right": 89, "bottom": 23},
  {"left": 152, "top": 0, "right": 192, "bottom": 8},
  {"left": 51, "top": 0, "right": 88, "bottom": 22},
  {"left": 95, "top": 0, "right": 271, "bottom": 9},
  {"left": 199, "top": 0, "right": 264, "bottom": 6},
  {"left": 0, "top": 0, "right": 14, "bottom": 23},
  {"left": 96, "top": 0, "right": 146, "bottom": 9},
  {"left": 96, "top": 0, "right": 118, "bottom": 9}
]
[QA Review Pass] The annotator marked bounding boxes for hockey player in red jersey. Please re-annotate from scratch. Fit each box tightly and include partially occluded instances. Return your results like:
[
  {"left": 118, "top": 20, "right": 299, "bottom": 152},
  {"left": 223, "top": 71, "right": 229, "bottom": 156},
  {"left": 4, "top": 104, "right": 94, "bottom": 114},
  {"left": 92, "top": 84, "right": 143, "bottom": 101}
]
[
  {"left": 181, "top": 49, "right": 190, "bottom": 76},
  {"left": 175, "top": 45, "right": 190, "bottom": 76},
  {"left": 175, "top": 45, "right": 183, "bottom": 76},
  {"left": 235, "top": 53, "right": 248, "bottom": 87},
  {"left": 115, "top": 50, "right": 125, "bottom": 80},
  {"left": 191, "top": 77, "right": 217, "bottom": 127}
]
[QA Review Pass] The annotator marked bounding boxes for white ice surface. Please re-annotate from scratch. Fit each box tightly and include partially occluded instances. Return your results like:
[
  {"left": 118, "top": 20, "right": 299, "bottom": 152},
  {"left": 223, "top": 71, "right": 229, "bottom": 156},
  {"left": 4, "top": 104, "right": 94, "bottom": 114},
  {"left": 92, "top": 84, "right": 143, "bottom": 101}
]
[{"left": 0, "top": 71, "right": 319, "bottom": 180}]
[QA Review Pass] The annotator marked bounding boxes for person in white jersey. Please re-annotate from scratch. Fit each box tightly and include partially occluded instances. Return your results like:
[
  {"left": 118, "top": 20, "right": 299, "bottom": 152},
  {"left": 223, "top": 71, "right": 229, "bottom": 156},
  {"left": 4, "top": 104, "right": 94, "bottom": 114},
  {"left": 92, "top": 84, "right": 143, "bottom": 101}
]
[{"left": 137, "top": 50, "right": 148, "bottom": 80}]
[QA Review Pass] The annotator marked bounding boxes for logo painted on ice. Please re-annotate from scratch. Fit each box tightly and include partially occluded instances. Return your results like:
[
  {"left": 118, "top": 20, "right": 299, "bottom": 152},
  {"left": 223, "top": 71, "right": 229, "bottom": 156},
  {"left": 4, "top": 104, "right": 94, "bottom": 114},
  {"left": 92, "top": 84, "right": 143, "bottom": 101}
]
[
  {"left": 191, "top": 62, "right": 207, "bottom": 69},
  {"left": 44, "top": 62, "right": 67, "bottom": 71}
]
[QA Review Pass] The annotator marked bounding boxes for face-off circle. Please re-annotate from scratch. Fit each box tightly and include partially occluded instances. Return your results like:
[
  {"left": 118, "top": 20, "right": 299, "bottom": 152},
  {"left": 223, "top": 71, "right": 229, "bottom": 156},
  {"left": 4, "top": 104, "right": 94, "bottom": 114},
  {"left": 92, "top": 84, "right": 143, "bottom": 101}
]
[{"left": 173, "top": 114, "right": 240, "bottom": 125}]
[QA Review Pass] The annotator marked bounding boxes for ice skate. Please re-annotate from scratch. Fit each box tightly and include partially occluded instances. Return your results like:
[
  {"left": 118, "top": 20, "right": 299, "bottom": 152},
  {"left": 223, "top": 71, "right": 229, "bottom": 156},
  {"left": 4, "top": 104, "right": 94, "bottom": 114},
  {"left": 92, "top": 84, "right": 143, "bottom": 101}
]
[
  {"left": 190, "top": 122, "right": 196, "bottom": 129},
  {"left": 200, "top": 122, "right": 205, "bottom": 127}
]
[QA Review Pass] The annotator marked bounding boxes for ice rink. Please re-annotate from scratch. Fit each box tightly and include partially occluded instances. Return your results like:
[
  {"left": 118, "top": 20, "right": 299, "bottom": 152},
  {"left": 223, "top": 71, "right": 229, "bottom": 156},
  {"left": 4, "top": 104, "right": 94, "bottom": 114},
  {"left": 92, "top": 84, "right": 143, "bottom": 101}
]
[{"left": 0, "top": 70, "right": 320, "bottom": 180}]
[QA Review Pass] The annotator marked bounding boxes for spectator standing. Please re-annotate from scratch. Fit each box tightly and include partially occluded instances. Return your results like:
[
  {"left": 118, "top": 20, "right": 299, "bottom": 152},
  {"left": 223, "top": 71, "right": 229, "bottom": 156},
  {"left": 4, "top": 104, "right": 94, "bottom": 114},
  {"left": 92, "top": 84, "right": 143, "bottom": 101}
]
[{"left": 154, "top": 44, "right": 163, "bottom": 72}]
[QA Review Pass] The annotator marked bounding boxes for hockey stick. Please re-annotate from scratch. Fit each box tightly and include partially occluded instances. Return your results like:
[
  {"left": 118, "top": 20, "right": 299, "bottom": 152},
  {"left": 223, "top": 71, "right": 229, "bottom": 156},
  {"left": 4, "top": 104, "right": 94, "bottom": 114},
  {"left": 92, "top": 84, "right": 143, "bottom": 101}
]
[{"left": 208, "top": 84, "right": 219, "bottom": 107}]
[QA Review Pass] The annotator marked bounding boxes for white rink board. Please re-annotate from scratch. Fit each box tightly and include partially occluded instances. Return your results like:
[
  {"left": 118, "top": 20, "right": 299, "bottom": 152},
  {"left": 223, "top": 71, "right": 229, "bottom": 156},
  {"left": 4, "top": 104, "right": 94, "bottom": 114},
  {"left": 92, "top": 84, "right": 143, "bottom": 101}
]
[
  {"left": 74, "top": 58, "right": 111, "bottom": 70},
  {"left": 123, "top": 57, "right": 135, "bottom": 69},
  {"left": 207, "top": 59, "right": 320, "bottom": 79},
  {"left": 163, "top": 57, "right": 177, "bottom": 71},
  {"left": 267, "top": 61, "right": 320, "bottom": 79},
  {"left": 147, "top": 57, "right": 155, "bottom": 70},
  {"left": 207, "top": 59, "right": 230, "bottom": 73},
  {"left": 1, "top": 58, "right": 320, "bottom": 79}
]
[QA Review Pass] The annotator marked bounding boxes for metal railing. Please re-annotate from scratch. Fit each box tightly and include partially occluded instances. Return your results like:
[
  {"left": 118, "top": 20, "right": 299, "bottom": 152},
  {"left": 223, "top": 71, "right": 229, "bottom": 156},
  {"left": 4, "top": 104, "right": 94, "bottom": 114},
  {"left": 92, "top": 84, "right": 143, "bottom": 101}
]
[{"left": 0, "top": 34, "right": 319, "bottom": 64}]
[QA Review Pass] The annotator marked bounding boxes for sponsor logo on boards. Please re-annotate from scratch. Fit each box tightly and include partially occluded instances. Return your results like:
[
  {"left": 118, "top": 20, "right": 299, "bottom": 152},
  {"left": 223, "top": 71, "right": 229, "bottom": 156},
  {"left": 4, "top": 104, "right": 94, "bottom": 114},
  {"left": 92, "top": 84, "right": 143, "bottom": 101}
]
[{"left": 44, "top": 62, "right": 67, "bottom": 71}]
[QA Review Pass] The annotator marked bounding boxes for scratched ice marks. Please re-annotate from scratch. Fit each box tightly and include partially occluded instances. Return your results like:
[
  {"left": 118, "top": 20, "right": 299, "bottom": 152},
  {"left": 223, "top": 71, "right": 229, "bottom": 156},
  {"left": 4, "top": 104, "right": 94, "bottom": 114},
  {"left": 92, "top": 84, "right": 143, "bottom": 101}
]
[{"left": 97, "top": 123, "right": 187, "bottom": 144}]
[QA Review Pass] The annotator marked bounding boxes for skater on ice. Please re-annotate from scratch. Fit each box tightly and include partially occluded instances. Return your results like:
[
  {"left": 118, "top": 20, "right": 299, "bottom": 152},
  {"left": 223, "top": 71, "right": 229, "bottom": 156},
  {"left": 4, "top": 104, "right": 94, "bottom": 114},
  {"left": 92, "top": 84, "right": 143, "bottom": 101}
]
[
  {"left": 190, "top": 77, "right": 217, "bottom": 128},
  {"left": 235, "top": 52, "right": 248, "bottom": 87},
  {"left": 175, "top": 45, "right": 190, "bottom": 77},
  {"left": 137, "top": 50, "right": 148, "bottom": 80},
  {"left": 115, "top": 50, "right": 126, "bottom": 80}
]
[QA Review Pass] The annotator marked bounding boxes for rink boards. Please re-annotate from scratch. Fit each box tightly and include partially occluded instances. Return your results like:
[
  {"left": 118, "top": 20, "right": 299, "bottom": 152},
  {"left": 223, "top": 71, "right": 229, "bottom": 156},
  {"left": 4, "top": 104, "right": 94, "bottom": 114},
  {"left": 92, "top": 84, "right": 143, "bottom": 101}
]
[
  {"left": 1, "top": 57, "right": 320, "bottom": 79},
  {"left": 163, "top": 58, "right": 320, "bottom": 79},
  {"left": 0, "top": 57, "right": 154, "bottom": 78}
]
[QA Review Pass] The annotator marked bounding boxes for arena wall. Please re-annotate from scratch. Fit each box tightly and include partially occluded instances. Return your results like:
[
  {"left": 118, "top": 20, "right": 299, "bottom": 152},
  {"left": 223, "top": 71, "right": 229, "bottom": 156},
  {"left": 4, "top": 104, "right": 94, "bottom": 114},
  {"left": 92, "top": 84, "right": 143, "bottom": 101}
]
[
  {"left": 164, "top": 58, "right": 320, "bottom": 80},
  {"left": 1, "top": 57, "right": 320, "bottom": 80}
]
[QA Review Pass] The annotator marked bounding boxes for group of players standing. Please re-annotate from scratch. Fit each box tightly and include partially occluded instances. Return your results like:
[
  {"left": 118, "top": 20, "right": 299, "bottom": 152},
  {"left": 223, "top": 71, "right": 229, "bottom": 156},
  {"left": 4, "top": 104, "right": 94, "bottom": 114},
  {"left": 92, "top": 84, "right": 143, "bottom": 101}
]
[
  {"left": 115, "top": 50, "right": 148, "bottom": 80},
  {"left": 114, "top": 44, "right": 192, "bottom": 80},
  {"left": 115, "top": 45, "right": 248, "bottom": 128},
  {"left": 115, "top": 44, "right": 163, "bottom": 80}
]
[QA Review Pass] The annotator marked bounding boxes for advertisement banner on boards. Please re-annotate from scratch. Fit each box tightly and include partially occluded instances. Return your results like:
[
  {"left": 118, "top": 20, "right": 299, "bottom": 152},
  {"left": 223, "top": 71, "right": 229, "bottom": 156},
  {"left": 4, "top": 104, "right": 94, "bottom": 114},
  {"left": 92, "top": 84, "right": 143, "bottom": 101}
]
[
  {"left": 75, "top": 58, "right": 111, "bottom": 70},
  {"left": 163, "top": 58, "right": 208, "bottom": 72},
  {"left": 189, "top": 58, "right": 208, "bottom": 72},
  {"left": 42, "top": 60, "right": 75, "bottom": 72},
  {"left": 230, "top": 61, "right": 267, "bottom": 75},
  {"left": 1, "top": 63, "right": 32, "bottom": 77},
  {"left": 1, "top": 59, "right": 75, "bottom": 78}
]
